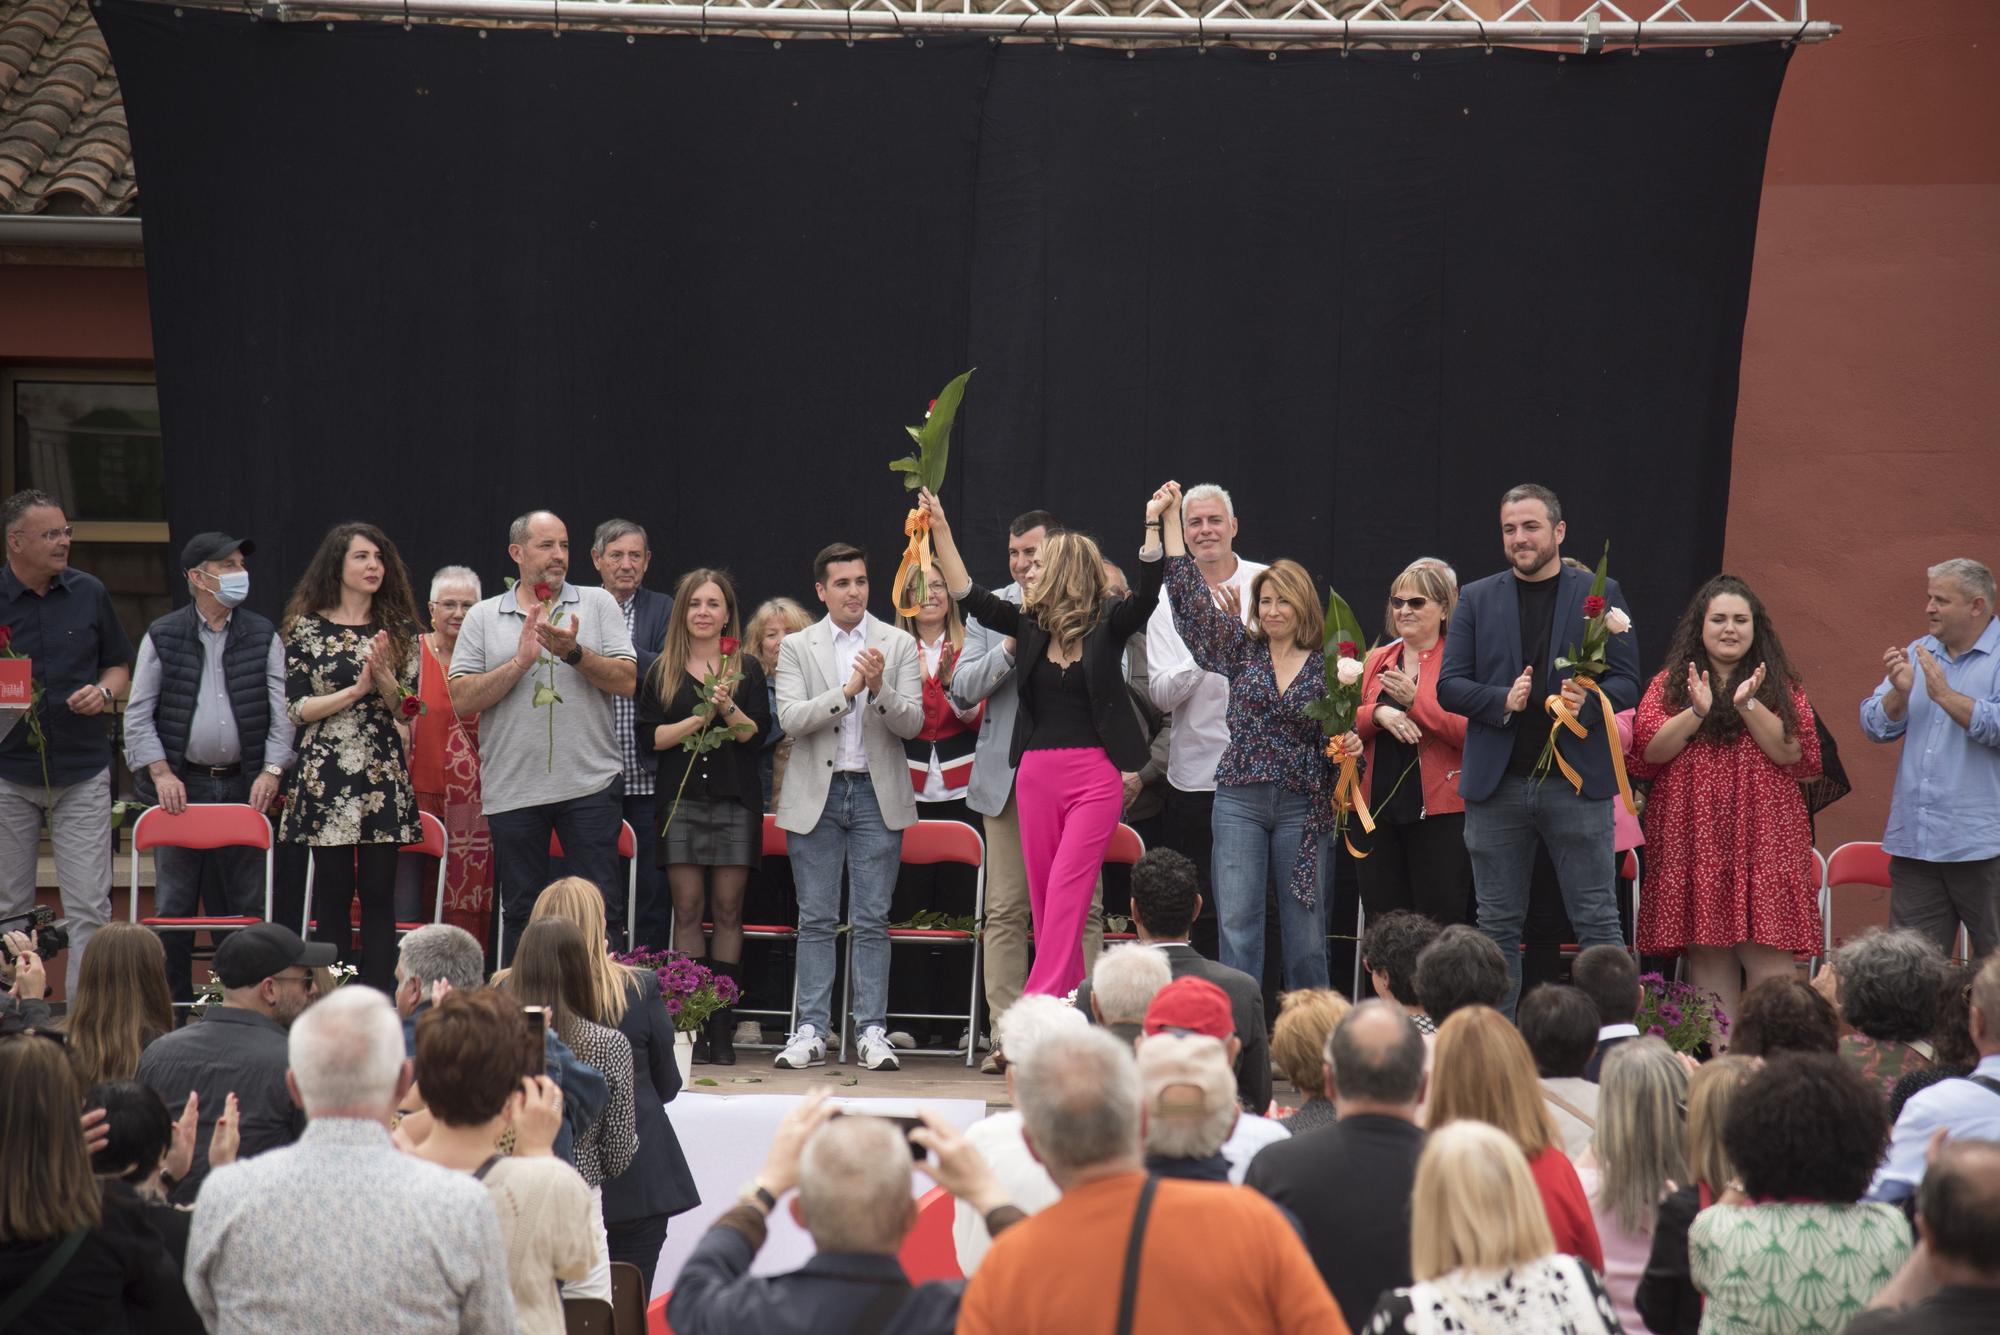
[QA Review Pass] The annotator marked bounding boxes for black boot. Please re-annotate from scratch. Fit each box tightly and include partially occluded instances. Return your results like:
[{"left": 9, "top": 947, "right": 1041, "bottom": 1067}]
[
  {"left": 708, "top": 959, "right": 741, "bottom": 1066},
  {"left": 690, "top": 957, "right": 712, "bottom": 1064}
]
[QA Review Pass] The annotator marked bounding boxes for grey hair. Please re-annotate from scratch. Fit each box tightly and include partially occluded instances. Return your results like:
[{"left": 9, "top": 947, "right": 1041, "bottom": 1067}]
[
  {"left": 1137, "top": 1033, "right": 1238, "bottom": 1161},
  {"left": 1594, "top": 1038, "right": 1691, "bottom": 1236},
  {"left": 1500, "top": 483, "right": 1562, "bottom": 525},
  {"left": 395, "top": 924, "right": 489, "bottom": 993},
  {"left": 287, "top": 986, "right": 406, "bottom": 1116},
  {"left": 1832, "top": 928, "right": 1947, "bottom": 1043},
  {"left": 428, "top": 565, "right": 481, "bottom": 602},
  {"left": 592, "top": 519, "right": 648, "bottom": 557},
  {"left": 1180, "top": 483, "right": 1236, "bottom": 521},
  {"left": 995, "top": 994, "right": 1088, "bottom": 1071},
  {"left": 1929, "top": 558, "right": 1996, "bottom": 607},
  {"left": 1014, "top": 1026, "right": 1141, "bottom": 1178},
  {"left": 797, "top": 1114, "right": 912, "bottom": 1254},
  {"left": 1090, "top": 944, "right": 1172, "bottom": 1026},
  {"left": 508, "top": 510, "right": 558, "bottom": 547},
  {"left": 1326, "top": 999, "right": 1427, "bottom": 1105},
  {"left": 1, "top": 489, "right": 58, "bottom": 534}
]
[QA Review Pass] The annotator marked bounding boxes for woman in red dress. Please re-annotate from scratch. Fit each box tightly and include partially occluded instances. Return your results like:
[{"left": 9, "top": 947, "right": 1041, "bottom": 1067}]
[
  {"left": 410, "top": 566, "right": 495, "bottom": 948},
  {"left": 1630, "top": 575, "right": 1821, "bottom": 1039}
]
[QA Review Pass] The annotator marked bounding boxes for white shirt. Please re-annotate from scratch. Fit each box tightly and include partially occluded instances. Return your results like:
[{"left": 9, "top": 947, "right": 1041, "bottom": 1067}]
[
  {"left": 1870, "top": 1052, "right": 2000, "bottom": 1200},
  {"left": 1222, "top": 1110, "right": 1291, "bottom": 1183},
  {"left": 1597, "top": 1022, "right": 1640, "bottom": 1042},
  {"left": 832, "top": 619, "right": 870, "bottom": 773},
  {"left": 1145, "top": 555, "right": 1267, "bottom": 792},
  {"left": 1541, "top": 1076, "right": 1600, "bottom": 1161},
  {"left": 952, "top": 1111, "right": 1060, "bottom": 1276}
]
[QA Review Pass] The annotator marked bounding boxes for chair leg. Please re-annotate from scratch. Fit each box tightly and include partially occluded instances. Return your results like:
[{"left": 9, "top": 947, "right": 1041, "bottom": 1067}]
[{"left": 964, "top": 937, "right": 981, "bottom": 1068}]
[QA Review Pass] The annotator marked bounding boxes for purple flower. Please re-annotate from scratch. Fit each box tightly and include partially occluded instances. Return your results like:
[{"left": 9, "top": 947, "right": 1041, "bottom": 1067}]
[
  {"left": 1646, "top": 1026, "right": 1666, "bottom": 1038},
  {"left": 665, "top": 997, "right": 684, "bottom": 1016},
  {"left": 1660, "top": 1003, "right": 1684, "bottom": 1026},
  {"left": 715, "top": 977, "right": 740, "bottom": 1004},
  {"left": 1638, "top": 972, "right": 1665, "bottom": 986}
]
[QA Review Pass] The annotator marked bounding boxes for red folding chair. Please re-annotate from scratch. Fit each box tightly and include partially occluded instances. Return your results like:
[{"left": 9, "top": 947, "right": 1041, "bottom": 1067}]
[
  {"left": 300, "top": 810, "right": 453, "bottom": 946},
  {"left": 499, "top": 819, "right": 640, "bottom": 960},
  {"left": 130, "top": 805, "right": 275, "bottom": 1006},
  {"left": 1824, "top": 840, "right": 1892, "bottom": 960},
  {"left": 839, "top": 818, "right": 987, "bottom": 1065},
  {"left": 1098, "top": 823, "right": 1147, "bottom": 945}
]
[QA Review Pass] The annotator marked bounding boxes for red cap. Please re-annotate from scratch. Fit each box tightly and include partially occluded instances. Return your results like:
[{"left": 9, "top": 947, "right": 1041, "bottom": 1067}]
[{"left": 1142, "top": 976, "right": 1234, "bottom": 1040}]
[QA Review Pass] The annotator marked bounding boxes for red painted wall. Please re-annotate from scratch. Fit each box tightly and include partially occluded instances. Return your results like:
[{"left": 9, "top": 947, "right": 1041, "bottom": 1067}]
[{"left": 0, "top": 263, "right": 153, "bottom": 362}]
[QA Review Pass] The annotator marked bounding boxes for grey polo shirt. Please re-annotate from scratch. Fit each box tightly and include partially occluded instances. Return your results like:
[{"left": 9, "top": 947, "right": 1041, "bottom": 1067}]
[{"left": 448, "top": 581, "right": 635, "bottom": 814}]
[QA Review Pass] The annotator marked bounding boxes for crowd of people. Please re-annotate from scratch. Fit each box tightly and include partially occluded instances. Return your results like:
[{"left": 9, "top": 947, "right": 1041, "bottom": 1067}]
[{"left": 0, "top": 475, "right": 1996, "bottom": 1333}]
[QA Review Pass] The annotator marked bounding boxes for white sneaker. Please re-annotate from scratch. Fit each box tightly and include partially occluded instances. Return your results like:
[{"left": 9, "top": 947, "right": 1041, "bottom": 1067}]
[
  {"left": 887, "top": 1030, "right": 917, "bottom": 1050},
  {"left": 774, "top": 1025, "right": 826, "bottom": 1069},
  {"left": 733, "top": 1020, "right": 762, "bottom": 1046},
  {"left": 858, "top": 1026, "right": 901, "bottom": 1071}
]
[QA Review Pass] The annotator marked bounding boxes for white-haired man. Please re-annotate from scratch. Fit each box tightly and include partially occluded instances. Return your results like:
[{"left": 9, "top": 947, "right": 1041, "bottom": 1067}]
[
  {"left": 668, "top": 1091, "right": 1022, "bottom": 1335},
  {"left": 952, "top": 994, "right": 1091, "bottom": 1274},
  {"left": 185, "top": 987, "right": 516, "bottom": 1333},
  {"left": 958, "top": 1027, "right": 1345, "bottom": 1335},
  {"left": 1862, "top": 557, "right": 2000, "bottom": 959},
  {"left": 1088, "top": 941, "right": 1173, "bottom": 1047},
  {"left": 1144, "top": 483, "right": 1265, "bottom": 960}
]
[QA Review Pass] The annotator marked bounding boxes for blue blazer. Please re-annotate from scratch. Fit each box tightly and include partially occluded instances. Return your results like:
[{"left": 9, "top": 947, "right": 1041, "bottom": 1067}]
[
  {"left": 625, "top": 585, "right": 676, "bottom": 779},
  {"left": 1436, "top": 564, "right": 1640, "bottom": 804}
]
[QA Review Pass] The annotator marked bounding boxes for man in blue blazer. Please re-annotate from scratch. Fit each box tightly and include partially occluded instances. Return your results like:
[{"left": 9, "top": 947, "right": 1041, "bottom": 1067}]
[
  {"left": 1437, "top": 484, "right": 1639, "bottom": 1015},
  {"left": 594, "top": 519, "right": 675, "bottom": 950}
]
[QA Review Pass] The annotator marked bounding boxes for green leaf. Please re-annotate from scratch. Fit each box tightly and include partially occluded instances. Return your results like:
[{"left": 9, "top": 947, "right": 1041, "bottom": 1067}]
[
  {"left": 905, "top": 426, "right": 923, "bottom": 446},
  {"left": 531, "top": 681, "right": 557, "bottom": 708},
  {"left": 908, "top": 367, "right": 974, "bottom": 494},
  {"left": 1590, "top": 541, "right": 1610, "bottom": 599}
]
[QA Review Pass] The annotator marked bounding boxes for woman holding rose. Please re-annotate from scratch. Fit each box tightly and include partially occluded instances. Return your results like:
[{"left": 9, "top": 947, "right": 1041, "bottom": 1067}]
[
  {"left": 634, "top": 567, "right": 769, "bottom": 1064},
  {"left": 1629, "top": 574, "right": 1822, "bottom": 1035},
  {"left": 1354, "top": 559, "right": 1475, "bottom": 927}
]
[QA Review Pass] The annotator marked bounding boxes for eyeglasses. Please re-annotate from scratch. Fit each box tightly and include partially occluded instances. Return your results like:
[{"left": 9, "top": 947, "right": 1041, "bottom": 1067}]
[
  {"left": 10, "top": 526, "right": 74, "bottom": 543},
  {"left": 1389, "top": 596, "right": 1430, "bottom": 610},
  {"left": 272, "top": 971, "right": 316, "bottom": 988}
]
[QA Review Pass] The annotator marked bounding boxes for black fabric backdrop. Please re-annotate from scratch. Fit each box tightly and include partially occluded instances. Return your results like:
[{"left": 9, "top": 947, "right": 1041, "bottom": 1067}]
[{"left": 98, "top": 1, "right": 1788, "bottom": 672}]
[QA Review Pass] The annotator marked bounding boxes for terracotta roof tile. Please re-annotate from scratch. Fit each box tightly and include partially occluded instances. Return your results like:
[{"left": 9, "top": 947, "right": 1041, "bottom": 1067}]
[{"left": 0, "top": 0, "right": 137, "bottom": 216}]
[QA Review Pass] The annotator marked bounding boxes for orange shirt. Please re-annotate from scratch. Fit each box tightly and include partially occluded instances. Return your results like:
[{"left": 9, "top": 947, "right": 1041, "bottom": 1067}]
[{"left": 957, "top": 1171, "right": 1349, "bottom": 1335}]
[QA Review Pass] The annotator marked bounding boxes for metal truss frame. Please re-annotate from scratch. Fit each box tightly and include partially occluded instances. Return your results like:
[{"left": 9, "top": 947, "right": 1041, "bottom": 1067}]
[{"left": 154, "top": 0, "right": 1839, "bottom": 49}]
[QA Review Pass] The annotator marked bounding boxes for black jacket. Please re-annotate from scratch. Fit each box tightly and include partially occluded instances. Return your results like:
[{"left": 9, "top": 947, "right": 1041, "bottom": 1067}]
[
  {"left": 1243, "top": 1113, "right": 1427, "bottom": 1331},
  {"left": 0, "top": 1180, "right": 204, "bottom": 1334},
  {"left": 1635, "top": 1182, "right": 1703, "bottom": 1335},
  {"left": 602, "top": 969, "right": 701, "bottom": 1224},
  {"left": 1074, "top": 940, "right": 1272, "bottom": 1113},
  {"left": 952, "top": 555, "right": 1161, "bottom": 772}
]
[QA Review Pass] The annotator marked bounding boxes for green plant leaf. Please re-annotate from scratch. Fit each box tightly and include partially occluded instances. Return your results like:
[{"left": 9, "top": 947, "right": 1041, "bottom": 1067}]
[{"left": 891, "top": 367, "right": 975, "bottom": 494}]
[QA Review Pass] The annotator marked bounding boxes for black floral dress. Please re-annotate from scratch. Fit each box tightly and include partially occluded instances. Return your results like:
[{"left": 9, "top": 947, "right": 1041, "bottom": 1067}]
[{"left": 278, "top": 615, "right": 421, "bottom": 847}]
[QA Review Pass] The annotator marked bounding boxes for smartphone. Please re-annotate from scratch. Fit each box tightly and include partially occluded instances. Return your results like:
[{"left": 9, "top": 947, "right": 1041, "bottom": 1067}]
[
  {"left": 840, "top": 1109, "right": 926, "bottom": 1160},
  {"left": 522, "top": 1005, "right": 548, "bottom": 1043}
]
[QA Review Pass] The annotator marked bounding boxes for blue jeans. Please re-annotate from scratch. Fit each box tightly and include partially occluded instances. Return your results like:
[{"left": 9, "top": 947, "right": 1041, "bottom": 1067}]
[
  {"left": 788, "top": 772, "right": 902, "bottom": 1038},
  {"left": 1463, "top": 773, "right": 1624, "bottom": 1015},
  {"left": 1211, "top": 782, "right": 1329, "bottom": 991},
  {"left": 488, "top": 781, "right": 623, "bottom": 966},
  {"left": 153, "top": 770, "right": 264, "bottom": 1003}
]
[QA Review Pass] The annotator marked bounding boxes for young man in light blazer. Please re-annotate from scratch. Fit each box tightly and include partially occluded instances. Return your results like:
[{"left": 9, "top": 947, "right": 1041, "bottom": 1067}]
[{"left": 773, "top": 542, "right": 925, "bottom": 1071}]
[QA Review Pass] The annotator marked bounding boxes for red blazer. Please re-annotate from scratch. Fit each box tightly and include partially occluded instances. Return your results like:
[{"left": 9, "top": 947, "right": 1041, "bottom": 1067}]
[{"left": 1354, "top": 637, "right": 1469, "bottom": 818}]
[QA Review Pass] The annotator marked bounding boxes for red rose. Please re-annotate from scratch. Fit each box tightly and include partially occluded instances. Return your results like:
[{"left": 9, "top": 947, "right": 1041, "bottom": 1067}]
[
  {"left": 719, "top": 636, "right": 740, "bottom": 658},
  {"left": 1337, "top": 640, "right": 1358, "bottom": 659},
  {"left": 1583, "top": 595, "right": 1607, "bottom": 618},
  {"left": 0, "top": 626, "right": 11, "bottom": 652},
  {"left": 400, "top": 694, "right": 422, "bottom": 719},
  {"left": 926, "top": 398, "right": 937, "bottom": 418},
  {"left": 533, "top": 582, "right": 554, "bottom": 602}
]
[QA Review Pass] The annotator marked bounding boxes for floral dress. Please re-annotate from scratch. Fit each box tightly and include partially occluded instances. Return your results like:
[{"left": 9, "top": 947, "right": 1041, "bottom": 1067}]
[{"left": 278, "top": 615, "right": 421, "bottom": 848}]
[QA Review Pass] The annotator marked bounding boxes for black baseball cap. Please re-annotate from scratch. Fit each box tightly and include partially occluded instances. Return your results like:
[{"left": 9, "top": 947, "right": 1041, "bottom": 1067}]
[
  {"left": 211, "top": 923, "right": 336, "bottom": 988},
  {"left": 181, "top": 532, "right": 255, "bottom": 570}
]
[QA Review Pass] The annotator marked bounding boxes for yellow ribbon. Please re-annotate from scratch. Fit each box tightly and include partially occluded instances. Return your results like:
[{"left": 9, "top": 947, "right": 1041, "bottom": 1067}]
[
  {"left": 1326, "top": 742, "right": 1376, "bottom": 859},
  {"left": 892, "top": 509, "right": 933, "bottom": 618},
  {"left": 1542, "top": 678, "right": 1638, "bottom": 816}
]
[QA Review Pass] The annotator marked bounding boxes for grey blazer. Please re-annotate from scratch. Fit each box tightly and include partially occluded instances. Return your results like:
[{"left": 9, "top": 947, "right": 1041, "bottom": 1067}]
[
  {"left": 950, "top": 582, "right": 1023, "bottom": 819},
  {"left": 772, "top": 614, "right": 924, "bottom": 834}
]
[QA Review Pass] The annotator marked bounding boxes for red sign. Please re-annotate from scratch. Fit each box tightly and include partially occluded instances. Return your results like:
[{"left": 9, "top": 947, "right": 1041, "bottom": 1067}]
[{"left": 0, "top": 659, "right": 31, "bottom": 707}]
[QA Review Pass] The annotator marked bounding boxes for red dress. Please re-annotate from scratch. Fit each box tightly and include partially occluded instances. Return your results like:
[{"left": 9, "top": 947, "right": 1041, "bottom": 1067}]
[{"left": 1629, "top": 671, "right": 1822, "bottom": 955}]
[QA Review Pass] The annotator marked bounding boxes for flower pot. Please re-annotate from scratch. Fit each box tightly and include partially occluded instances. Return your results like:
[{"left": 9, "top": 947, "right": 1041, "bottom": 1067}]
[{"left": 674, "top": 1030, "right": 695, "bottom": 1086}]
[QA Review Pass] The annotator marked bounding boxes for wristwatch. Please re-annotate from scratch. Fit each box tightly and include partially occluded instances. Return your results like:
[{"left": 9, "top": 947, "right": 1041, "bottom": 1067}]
[
  {"left": 738, "top": 1180, "right": 777, "bottom": 1214},
  {"left": 1742, "top": 698, "right": 1759, "bottom": 713},
  {"left": 262, "top": 763, "right": 284, "bottom": 778},
  {"left": 563, "top": 645, "right": 584, "bottom": 667}
]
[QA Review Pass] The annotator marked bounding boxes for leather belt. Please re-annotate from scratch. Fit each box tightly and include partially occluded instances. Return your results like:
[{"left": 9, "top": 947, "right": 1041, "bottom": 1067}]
[{"left": 186, "top": 764, "right": 243, "bottom": 779}]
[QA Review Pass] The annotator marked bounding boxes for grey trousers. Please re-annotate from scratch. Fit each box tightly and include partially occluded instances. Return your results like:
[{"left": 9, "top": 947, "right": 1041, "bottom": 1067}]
[
  {"left": 0, "top": 766, "right": 113, "bottom": 998},
  {"left": 1889, "top": 853, "right": 2000, "bottom": 960}
]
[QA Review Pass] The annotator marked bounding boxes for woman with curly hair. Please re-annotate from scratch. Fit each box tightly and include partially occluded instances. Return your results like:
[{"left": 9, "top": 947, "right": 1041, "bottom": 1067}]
[
  {"left": 1629, "top": 574, "right": 1823, "bottom": 1036},
  {"left": 278, "top": 522, "right": 424, "bottom": 991},
  {"left": 921, "top": 482, "right": 1172, "bottom": 998},
  {"left": 1814, "top": 928, "right": 1947, "bottom": 1101},
  {"left": 1691, "top": 1054, "right": 1911, "bottom": 1332}
]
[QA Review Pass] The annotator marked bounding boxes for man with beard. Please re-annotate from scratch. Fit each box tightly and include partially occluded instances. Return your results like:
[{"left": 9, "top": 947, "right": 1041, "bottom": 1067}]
[
  {"left": 1437, "top": 484, "right": 1637, "bottom": 1017},
  {"left": 138, "top": 923, "right": 333, "bottom": 1201},
  {"left": 449, "top": 511, "right": 637, "bottom": 963}
]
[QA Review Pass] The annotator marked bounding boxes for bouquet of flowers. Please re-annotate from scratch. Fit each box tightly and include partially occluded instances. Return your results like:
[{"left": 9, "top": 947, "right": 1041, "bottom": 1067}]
[
  {"left": 1534, "top": 542, "right": 1637, "bottom": 814},
  {"left": 888, "top": 369, "right": 973, "bottom": 617},
  {"left": 1636, "top": 972, "right": 1727, "bottom": 1055},
  {"left": 615, "top": 948, "right": 740, "bottom": 1034},
  {"left": 1302, "top": 588, "right": 1374, "bottom": 853},
  {"left": 505, "top": 577, "right": 565, "bottom": 771},
  {"left": 660, "top": 636, "right": 746, "bottom": 835}
]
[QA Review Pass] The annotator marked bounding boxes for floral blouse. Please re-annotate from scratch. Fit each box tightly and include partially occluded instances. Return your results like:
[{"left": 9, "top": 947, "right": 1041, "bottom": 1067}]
[
  {"left": 1165, "top": 555, "right": 1334, "bottom": 904},
  {"left": 278, "top": 615, "right": 420, "bottom": 848}
]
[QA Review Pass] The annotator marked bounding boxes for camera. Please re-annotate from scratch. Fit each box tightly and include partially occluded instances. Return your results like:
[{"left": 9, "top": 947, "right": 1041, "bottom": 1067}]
[{"left": 0, "top": 905, "right": 70, "bottom": 963}]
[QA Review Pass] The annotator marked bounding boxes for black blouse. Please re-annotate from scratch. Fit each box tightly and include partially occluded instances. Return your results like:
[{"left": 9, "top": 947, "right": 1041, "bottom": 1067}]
[
  {"left": 1025, "top": 655, "right": 1099, "bottom": 751},
  {"left": 633, "top": 655, "right": 771, "bottom": 811}
]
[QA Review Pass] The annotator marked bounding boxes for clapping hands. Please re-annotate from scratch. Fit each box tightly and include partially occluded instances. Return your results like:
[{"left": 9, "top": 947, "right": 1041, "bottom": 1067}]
[
  {"left": 1732, "top": 662, "right": 1767, "bottom": 710},
  {"left": 1685, "top": 662, "right": 1714, "bottom": 718}
]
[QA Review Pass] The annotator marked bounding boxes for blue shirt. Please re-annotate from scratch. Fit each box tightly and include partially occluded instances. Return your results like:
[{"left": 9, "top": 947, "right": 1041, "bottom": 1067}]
[
  {"left": 1860, "top": 617, "right": 2000, "bottom": 862},
  {"left": 1869, "top": 1052, "right": 2000, "bottom": 1201},
  {"left": 0, "top": 563, "right": 135, "bottom": 785}
]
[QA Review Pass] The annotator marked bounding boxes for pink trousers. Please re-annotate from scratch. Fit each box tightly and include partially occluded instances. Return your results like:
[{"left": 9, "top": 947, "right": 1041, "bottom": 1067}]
[{"left": 1015, "top": 747, "right": 1125, "bottom": 998}]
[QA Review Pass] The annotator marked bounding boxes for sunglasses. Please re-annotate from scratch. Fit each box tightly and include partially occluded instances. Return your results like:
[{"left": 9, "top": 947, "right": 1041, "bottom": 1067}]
[{"left": 1389, "top": 596, "right": 1431, "bottom": 610}]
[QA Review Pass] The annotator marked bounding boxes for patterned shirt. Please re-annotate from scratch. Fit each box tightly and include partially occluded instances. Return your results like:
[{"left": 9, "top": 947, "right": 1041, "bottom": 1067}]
[
  {"left": 616, "top": 594, "right": 652, "bottom": 796},
  {"left": 1690, "top": 1201, "right": 1910, "bottom": 1334},
  {"left": 185, "top": 1117, "right": 517, "bottom": 1334},
  {"left": 1164, "top": 555, "right": 1334, "bottom": 903}
]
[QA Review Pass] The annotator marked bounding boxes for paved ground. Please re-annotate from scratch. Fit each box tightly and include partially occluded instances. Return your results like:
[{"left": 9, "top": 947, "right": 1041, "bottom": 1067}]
[{"left": 682, "top": 1050, "right": 1013, "bottom": 1108}]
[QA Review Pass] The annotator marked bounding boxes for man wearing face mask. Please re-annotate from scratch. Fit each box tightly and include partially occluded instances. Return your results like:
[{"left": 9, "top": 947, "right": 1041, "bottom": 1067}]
[{"left": 125, "top": 532, "right": 295, "bottom": 1003}]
